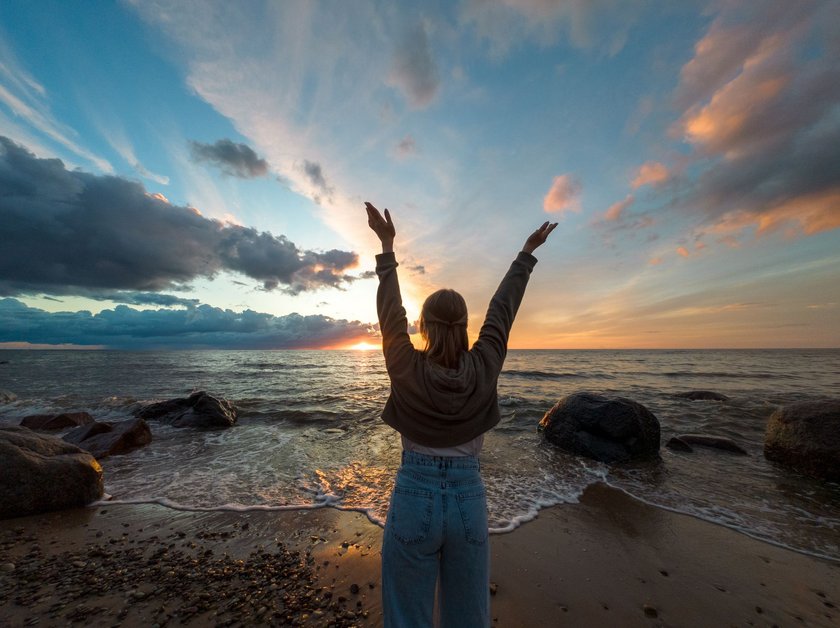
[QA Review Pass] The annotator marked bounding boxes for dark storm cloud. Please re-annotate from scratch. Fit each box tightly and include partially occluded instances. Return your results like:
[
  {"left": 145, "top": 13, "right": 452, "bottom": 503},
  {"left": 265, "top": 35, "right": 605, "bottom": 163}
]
[
  {"left": 0, "top": 298, "right": 373, "bottom": 349},
  {"left": 0, "top": 137, "right": 358, "bottom": 298},
  {"left": 189, "top": 138, "right": 269, "bottom": 178}
]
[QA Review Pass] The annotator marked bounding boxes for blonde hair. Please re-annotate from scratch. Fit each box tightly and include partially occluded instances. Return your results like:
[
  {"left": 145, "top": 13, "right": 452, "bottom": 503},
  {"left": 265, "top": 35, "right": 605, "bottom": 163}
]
[{"left": 419, "top": 289, "right": 469, "bottom": 369}]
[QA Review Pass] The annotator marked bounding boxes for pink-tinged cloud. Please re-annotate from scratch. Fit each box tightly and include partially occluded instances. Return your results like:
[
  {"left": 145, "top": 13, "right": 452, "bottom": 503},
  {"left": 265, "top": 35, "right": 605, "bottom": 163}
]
[
  {"left": 665, "top": 2, "right": 840, "bottom": 241},
  {"left": 604, "top": 194, "right": 634, "bottom": 221},
  {"left": 705, "top": 188, "right": 840, "bottom": 239},
  {"left": 631, "top": 161, "right": 669, "bottom": 188},
  {"left": 676, "top": 246, "right": 690, "bottom": 258},
  {"left": 543, "top": 174, "right": 582, "bottom": 214},
  {"left": 648, "top": 257, "right": 663, "bottom": 266}
]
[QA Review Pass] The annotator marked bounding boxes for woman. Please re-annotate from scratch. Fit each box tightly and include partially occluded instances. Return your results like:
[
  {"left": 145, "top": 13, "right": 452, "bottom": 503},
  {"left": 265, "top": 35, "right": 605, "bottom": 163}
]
[{"left": 365, "top": 202, "right": 556, "bottom": 628}]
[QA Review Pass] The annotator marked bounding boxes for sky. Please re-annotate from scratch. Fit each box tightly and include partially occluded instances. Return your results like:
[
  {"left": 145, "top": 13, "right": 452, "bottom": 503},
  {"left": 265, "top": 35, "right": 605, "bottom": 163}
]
[{"left": 0, "top": 0, "right": 838, "bottom": 350}]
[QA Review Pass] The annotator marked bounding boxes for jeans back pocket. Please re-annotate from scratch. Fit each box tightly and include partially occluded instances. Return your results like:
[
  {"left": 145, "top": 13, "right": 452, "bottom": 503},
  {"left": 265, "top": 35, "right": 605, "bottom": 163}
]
[
  {"left": 456, "top": 490, "right": 488, "bottom": 546},
  {"left": 389, "top": 487, "right": 434, "bottom": 545}
]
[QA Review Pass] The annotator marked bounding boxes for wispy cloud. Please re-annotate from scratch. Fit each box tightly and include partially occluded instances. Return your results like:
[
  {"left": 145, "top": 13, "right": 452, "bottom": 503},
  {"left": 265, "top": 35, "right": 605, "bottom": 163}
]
[
  {"left": 604, "top": 194, "right": 634, "bottom": 221},
  {"left": 0, "top": 41, "right": 113, "bottom": 173},
  {"left": 388, "top": 21, "right": 440, "bottom": 108},
  {"left": 459, "top": 0, "right": 642, "bottom": 57}
]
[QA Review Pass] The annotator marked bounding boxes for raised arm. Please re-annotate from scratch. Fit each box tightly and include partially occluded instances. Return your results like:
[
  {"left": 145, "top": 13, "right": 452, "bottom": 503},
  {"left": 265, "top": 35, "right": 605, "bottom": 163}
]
[
  {"left": 473, "top": 221, "right": 557, "bottom": 368},
  {"left": 367, "top": 202, "right": 416, "bottom": 371}
]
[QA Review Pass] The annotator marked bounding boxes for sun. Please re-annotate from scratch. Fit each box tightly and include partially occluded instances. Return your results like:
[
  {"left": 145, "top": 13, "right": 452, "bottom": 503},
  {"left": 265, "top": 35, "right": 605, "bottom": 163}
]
[{"left": 348, "top": 341, "right": 380, "bottom": 351}]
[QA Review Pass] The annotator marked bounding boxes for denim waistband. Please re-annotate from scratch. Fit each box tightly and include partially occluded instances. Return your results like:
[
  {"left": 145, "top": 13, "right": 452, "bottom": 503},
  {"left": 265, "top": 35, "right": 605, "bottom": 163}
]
[{"left": 401, "top": 449, "right": 480, "bottom": 471}]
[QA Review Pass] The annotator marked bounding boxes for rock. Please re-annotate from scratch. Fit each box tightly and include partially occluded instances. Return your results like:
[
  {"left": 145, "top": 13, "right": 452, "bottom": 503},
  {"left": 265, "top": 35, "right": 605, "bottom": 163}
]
[
  {"left": 135, "top": 391, "right": 237, "bottom": 429},
  {"left": 0, "top": 390, "right": 16, "bottom": 403},
  {"left": 0, "top": 426, "right": 103, "bottom": 519},
  {"left": 539, "top": 392, "right": 660, "bottom": 463},
  {"left": 764, "top": 400, "right": 840, "bottom": 482},
  {"left": 0, "top": 562, "right": 15, "bottom": 572},
  {"left": 676, "top": 434, "right": 748, "bottom": 455},
  {"left": 675, "top": 391, "right": 729, "bottom": 401},
  {"left": 63, "top": 418, "right": 152, "bottom": 459},
  {"left": 20, "top": 412, "right": 94, "bottom": 430},
  {"left": 666, "top": 437, "right": 694, "bottom": 453},
  {"left": 643, "top": 604, "right": 658, "bottom": 618}
]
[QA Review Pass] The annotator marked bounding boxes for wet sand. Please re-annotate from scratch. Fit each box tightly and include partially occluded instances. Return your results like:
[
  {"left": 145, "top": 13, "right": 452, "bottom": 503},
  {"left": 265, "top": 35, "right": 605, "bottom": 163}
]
[{"left": 1, "top": 483, "right": 838, "bottom": 627}]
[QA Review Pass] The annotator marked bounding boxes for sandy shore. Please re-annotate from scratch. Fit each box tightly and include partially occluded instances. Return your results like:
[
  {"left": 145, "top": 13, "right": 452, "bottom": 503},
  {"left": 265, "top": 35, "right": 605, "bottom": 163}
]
[{"left": 1, "top": 483, "right": 838, "bottom": 627}]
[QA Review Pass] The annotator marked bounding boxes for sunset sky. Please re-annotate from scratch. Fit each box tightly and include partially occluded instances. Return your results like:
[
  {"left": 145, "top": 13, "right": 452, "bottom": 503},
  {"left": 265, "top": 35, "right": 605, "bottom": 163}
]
[{"left": 1, "top": 1, "right": 838, "bottom": 349}]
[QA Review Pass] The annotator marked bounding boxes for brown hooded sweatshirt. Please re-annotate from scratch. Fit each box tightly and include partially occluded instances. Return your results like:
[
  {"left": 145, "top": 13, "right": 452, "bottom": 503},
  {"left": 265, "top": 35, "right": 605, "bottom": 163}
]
[{"left": 375, "top": 250, "right": 537, "bottom": 448}]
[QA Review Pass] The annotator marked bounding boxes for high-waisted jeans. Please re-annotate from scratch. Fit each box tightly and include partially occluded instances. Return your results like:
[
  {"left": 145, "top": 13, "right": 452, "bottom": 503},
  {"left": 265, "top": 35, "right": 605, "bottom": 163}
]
[{"left": 382, "top": 451, "right": 489, "bottom": 628}]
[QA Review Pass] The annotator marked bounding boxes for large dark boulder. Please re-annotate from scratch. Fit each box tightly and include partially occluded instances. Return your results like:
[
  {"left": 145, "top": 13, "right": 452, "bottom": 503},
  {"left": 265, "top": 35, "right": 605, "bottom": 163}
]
[
  {"left": 21, "top": 412, "right": 94, "bottom": 430},
  {"left": 63, "top": 418, "right": 152, "bottom": 459},
  {"left": 764, "top": 400, "right": 840, "bottom": 482},
  {"left": 0, "top": 426, "right": 104, "bottom": 519},
  {"left": 539, "top": 392, "right": 660, "bottom": 463},
  {"left": 135, "top": 391, "right": 237, "bottom": 428},
  {"left": 675, "top": 391, "right": 729, "bottom": 401}
]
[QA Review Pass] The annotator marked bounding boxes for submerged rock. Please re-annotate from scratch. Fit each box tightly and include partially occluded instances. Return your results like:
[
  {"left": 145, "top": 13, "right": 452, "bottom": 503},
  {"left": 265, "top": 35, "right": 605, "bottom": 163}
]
[
  {"left": 63, "top": 418, "right": 152, "bottom": 459},
  {"left": 0, "top": 426, "right": 103, "bottom": 519},
  {"left": 675, "top": 391, "right": 730, "bottom": 401},
  {"left": 539, "top": 392, "right": 660, "bottom": 463},
  {"left": 666, "top": 436, "right": 694, "bottom": 453},
  {"left": 673, "top": 434, "right": 748, "bottom": 455},
  {"left": 0, "top": 390, "right": 16, "bottom": 403},
  {"left": 20, "top": 411, "right": 94, "bottom": 430},
  {"left": 135, "top": 391, "right": 237, "bottom": 428},
  {"left": 764, "top": 400, "right": 840, "bottom": 482}
]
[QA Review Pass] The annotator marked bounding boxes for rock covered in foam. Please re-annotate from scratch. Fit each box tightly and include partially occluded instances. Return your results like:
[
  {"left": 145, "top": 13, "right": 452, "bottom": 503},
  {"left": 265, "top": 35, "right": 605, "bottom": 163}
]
[
  {"left": 764, "top": 400, "right": 840, "bottom": 482},
  {"left": 0, "top": 426, "right": 103, "bottom": 519},
  {"left": 539, "top": 392, "right": 660, "bottom": 463},
  {"left": 135, "top": 391, "right": 237, "bottom": 428}
]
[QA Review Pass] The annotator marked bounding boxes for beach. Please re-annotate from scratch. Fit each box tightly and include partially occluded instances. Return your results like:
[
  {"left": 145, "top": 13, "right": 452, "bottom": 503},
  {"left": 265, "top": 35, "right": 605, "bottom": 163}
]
[{"left": 2, "top": 483, "right": 838, "bottom": 627}]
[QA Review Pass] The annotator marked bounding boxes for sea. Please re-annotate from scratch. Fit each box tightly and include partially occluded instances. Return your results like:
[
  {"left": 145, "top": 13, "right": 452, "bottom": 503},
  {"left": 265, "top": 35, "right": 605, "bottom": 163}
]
[{"left": 1, "top": 349, "right": 838, "bottom": 562}]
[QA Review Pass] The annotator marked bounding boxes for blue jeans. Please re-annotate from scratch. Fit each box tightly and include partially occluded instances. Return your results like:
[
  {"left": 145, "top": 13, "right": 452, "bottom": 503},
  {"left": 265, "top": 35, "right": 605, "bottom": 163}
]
[{"left": 382, "top": 451, "right": 489, "bottom": 628}]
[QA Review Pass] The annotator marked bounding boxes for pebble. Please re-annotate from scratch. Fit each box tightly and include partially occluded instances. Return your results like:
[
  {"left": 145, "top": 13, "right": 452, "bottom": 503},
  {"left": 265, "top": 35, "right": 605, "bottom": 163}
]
[
  {"left": 643, "top": 604, "right": 658, "bottom": 618},
  {"left": 489, "top": 582, "right": 498, "bottom": 596},
  {"left": 0, "top": 563, "right": 15, "bottom": 573}
]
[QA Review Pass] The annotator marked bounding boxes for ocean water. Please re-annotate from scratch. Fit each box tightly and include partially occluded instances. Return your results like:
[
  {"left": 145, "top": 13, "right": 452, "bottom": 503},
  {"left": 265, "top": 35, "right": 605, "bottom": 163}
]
[{"left": 1, "top": 349, "right": 838, "bottom": 562}]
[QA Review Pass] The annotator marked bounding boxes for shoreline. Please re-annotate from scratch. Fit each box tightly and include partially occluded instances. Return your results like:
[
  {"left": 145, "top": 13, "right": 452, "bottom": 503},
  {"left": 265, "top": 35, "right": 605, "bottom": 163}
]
[{"left": 2, "top": 483, "right": 838, "bottom": 627}]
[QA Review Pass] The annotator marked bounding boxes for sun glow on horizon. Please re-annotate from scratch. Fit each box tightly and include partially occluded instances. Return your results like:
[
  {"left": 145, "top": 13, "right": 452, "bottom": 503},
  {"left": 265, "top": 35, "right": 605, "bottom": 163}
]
[{"left": 348, "top": 341, "right": 380, "bottom": 351}]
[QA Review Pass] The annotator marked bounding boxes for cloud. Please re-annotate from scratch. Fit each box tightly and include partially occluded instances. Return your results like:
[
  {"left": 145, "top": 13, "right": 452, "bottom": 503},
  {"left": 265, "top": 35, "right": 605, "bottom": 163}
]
[
  {"left": 543, "top": 174, "right": 582, "bottom": 214},
  {"left": 459, "top": 0, "right": 643, "bottom": 57},
  {"left": 676, "top": 246, "right": 690, "bottom": 258},
  {"left": 301, "top": 160, "right": 333, "bottom": 200},
  {"left": 0, "top": 137, "right": 358, "bottom": 298},
  {"left": 0, "top": 298, "right": 373, "bottom": 349},
  {"left": 669, "top": 2, "right": 840, "bottom": 240},
  {"left": 189, "top": 138, "right": 270, "bottom": 178},
  {"left": 631, "top": 161, "right": 669, "bottom": 188},
  {"left": 604, "top": 195, "right": 634, "bottom": 221},
  {"left": 388, "top": 22, "right": 440, "bottom": 108},
  {"left": 395, "top": 135, "right": 417, "bottom": 158}
]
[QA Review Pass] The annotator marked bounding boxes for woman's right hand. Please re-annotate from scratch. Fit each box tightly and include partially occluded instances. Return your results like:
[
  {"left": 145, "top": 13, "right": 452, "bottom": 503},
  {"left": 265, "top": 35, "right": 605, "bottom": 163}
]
[
  {"left": 365, "top": 202, "right": 396, "bottom": 253},
  {"left": 522, "top": 221, "right": 558, "bottom": 254}
]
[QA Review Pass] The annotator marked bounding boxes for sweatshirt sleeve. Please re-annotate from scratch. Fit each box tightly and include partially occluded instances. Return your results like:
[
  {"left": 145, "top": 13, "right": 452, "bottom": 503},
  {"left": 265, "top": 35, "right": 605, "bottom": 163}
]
[
  {"left": 472, "top": 251, "right": 537, "bottom": 368},
  {"left": 375, "top": 252, "right": 416, "bottom": 373}
]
